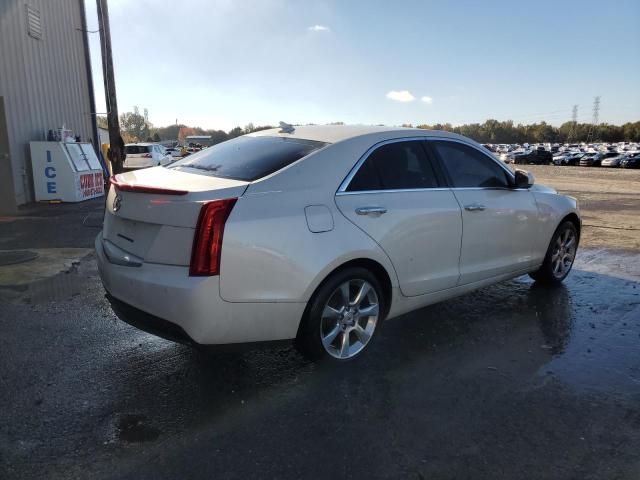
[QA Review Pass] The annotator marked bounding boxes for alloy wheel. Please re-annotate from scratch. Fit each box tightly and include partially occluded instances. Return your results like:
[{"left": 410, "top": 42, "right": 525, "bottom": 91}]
[
  {"left": 320, "top": 279, "right": 379, "bottom": 359},
  {"left": 551, "top": 228, "right": 576, "bottom": 279}
]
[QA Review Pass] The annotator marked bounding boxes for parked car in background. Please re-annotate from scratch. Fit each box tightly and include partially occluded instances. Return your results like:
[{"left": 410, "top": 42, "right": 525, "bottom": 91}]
[
  {"left": 579, "top": 152, "right": 604, "bottom": 167},
  {"left": 620, "top": 152, "right": 640, "bottom": 169},
  {"left": 165, "top": 147, "right": 183, "bottom": 158},
  {"left": 481, "top": 144, "right": 497, "bottom": 153},
  {"left": 601, "top": 153, "right": 627, "bottom": 168},
  {"left": 499, "top": 152, "right": 513, "bottom": 164},
  {"left": 512, "top": 148, "right": 553, "bottom": 165},
  {"left": 98, "top": 125, "right": 581, "bottom": 362},
  {"left": 124, "top": 143, "right": 173, "bottom": 169},
  {"left": 554, "top": 152, "right": 585, "bottom": 166}
]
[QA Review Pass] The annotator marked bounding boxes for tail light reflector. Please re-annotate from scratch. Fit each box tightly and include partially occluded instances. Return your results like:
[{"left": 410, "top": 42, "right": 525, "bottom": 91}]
[{"left": 190, "top": 198, "right": 237, "bottom": 276}]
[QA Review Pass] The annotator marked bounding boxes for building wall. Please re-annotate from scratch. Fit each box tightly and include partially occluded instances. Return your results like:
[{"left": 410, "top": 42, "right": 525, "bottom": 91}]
[{"left": 0, "top": 0, "right": 93, "bottom": 211}]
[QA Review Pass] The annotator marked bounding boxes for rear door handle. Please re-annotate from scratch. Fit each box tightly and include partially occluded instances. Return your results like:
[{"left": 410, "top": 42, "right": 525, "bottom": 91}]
[
  {"left": 355, "top": 206, "right": 387, "bottom": 216},
  {"left": 464, "top": 204, "right": 486, "bottom": 212}
]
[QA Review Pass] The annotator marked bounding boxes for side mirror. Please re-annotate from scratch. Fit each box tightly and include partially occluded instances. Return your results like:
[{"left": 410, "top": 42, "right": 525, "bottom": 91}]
[{"left": 514, "top": 169, "right": 534, "bottom": 188}]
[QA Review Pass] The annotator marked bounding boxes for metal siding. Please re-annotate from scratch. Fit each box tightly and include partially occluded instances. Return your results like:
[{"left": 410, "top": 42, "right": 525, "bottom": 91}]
[{"left": 0, "top": 0, "right": 94, "bottom": 207}]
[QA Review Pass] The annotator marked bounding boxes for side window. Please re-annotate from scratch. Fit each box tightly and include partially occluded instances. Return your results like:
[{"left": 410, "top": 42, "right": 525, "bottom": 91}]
[
  {"left": 432, "top": 141, "right": 511, "bottom": 188},
  {"left": 347, "top": 141, "right": 438, "bottom": 192}
]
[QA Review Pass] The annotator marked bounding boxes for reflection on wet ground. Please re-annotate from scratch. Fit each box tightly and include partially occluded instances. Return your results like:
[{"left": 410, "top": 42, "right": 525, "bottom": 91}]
[{"left": 1, "top": 248, "right": 639, "bottom": 479}]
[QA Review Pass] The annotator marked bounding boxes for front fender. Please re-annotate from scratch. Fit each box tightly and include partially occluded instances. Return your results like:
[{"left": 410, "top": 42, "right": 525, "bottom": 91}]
[{"left": 531, "top": 191, "right": 580, "bottom": 259}]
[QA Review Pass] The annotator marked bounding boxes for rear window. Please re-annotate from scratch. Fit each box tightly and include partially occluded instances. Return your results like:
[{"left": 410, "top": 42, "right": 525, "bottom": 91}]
[
  {"left": 125, "top": 145, "right": 152, "bottom": 154},
  {"left": 168, "top": 136, "right": 327, "bottom": 181}
]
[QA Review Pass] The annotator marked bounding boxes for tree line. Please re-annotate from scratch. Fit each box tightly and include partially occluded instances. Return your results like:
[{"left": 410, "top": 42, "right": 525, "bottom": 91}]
[
  {"left": 99, "top": 109, "right": 640, "bottom": 146},
  {"left": 97, "top": 110, "right": 273, "bottom": 145},
  {"left": 411, "top": 119, "right": 640, "bottom": 144}
]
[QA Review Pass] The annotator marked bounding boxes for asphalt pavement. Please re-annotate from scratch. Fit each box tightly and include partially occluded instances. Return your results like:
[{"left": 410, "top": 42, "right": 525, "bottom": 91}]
[{"left": 1, "top": 206, "right": 640, "bottom": 479}]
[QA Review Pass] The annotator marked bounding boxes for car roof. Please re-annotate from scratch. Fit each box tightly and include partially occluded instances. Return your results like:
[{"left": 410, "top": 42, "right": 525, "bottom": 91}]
[{"left": 247, "top": 124, "right": 465, "bottom": 144}]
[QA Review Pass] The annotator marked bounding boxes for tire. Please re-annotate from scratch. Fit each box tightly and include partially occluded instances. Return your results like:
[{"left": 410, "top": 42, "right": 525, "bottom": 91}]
[
  {"left": 529, "top": 221, "right": 578, "bottom": 284},
  {"left": 295, "top": 267, "right": 386, "bottom": 362}
]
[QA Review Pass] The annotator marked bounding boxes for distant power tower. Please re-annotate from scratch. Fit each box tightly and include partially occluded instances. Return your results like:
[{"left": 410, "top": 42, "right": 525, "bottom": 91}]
[
  {"left": 567, "top": 104, "right": 578, "bottom": 143},
  {"left": 586, "top": 96, "right": 600, "bottom": 143}
]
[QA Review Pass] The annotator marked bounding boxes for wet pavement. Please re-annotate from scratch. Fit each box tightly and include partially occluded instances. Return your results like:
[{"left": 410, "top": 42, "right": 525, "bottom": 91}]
[{"left": 1, "top": 249, "right": 640, "bottom": 479}]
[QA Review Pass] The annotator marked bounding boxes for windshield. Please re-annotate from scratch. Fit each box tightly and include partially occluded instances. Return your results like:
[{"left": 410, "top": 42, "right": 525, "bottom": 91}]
[{"left": 168, "top": 136, "right": 327, "bottom": 181}]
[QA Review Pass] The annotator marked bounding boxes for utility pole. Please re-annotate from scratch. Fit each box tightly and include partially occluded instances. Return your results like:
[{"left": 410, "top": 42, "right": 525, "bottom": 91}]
[
  {"left": 586, "top": 96, "right": 600, "bottom": 144},
  {"left": 97, "top": 0, "right": 123, "bottom": 175}
]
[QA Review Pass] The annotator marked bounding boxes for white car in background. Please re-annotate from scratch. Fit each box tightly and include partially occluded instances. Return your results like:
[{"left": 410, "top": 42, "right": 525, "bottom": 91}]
[
  {"left": 165, "top": 147, "right": 183, "bottom": 158},
  {"left": 124, "top": 143, "right": 172, "bottom": 169},
  {"left": 97, "top": 125, "right": 581, "bottom": 362}
]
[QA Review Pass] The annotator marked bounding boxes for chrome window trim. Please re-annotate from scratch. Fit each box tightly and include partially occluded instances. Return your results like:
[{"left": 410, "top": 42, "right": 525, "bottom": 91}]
[
  {"left": 336, "top": 186, "right": 528, "bottom": 196},
  {"left": 336, "top": 135, "right": 518, "bottom": 196},
  {"left": 336, "top": 187, "right": 451, "bottom": 196}
]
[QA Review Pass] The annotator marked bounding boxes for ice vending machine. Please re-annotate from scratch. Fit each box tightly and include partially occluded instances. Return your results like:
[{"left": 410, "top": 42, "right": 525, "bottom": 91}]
[{"left": 30, "top": 141, "right": 105, "bottom": 202}]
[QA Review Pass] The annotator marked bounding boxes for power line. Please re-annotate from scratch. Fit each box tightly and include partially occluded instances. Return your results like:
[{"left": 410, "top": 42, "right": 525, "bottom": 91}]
[
  {"left": 567, "top": 105, "right": 578, "bottom": 143},
  {"left": 586, "top": 96, "right": 601, "bottom": 143}
]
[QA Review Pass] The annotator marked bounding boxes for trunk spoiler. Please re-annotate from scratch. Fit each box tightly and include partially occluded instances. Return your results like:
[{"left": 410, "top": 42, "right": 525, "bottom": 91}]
[{"left": 110, "top": 175, "right": 189, "bottom": 195}]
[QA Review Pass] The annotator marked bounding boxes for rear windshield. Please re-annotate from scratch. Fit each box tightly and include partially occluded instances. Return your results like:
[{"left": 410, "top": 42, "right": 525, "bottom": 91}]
[
  {"left": 125, "top": 145, "right": 152, "bottom": 154},
  {"left": 167, "top": 136, "right": 327, "bottom": 181}
]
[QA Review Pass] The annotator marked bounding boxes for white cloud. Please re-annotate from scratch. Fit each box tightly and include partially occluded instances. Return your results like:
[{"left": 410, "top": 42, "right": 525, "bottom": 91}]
[
  {"left": 386, "top": 90, "right": 415, "bottom": 102},
  {"left": 308, "top": 25, "right": 330, "bottom": 32},
  {"left": 421, "top": 96, "right": 433, "bottom": 105}
]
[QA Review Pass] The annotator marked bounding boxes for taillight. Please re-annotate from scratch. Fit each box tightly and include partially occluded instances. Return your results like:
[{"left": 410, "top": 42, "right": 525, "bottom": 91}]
[
  {"left": 189, "top": 198, "right": 237, "bottom": 276},
  {"left": 143, "top": 153, "right": 152, "bottom": 158}
]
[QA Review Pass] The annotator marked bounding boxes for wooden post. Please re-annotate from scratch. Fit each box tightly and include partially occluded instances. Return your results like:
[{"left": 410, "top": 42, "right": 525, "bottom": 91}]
[{"left": 96, "top": 0, "right": 123, "bottom": 175}]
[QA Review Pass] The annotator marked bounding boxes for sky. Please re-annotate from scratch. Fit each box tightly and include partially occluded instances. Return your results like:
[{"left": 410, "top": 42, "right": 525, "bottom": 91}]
[{"left": 84, "top": 0, "right": 640, "bottom": 132}]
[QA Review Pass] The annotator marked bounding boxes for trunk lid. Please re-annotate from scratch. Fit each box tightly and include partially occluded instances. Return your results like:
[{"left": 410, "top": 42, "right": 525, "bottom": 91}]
[{"left": 102, "top": 167, "right": 248, "bottom": 266}]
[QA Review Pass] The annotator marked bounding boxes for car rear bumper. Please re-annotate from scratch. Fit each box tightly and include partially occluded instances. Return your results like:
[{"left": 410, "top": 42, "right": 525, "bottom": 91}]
[
  {"left": 95, "top": 232, "right": 305, "bottom": 345},
  {"left": 106, "top": 293, "right": 196, "bottom": 344}
]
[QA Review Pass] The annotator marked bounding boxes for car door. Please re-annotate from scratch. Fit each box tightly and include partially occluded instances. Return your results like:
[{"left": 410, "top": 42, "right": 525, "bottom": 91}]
[
  {"left": 335, "top": 139, "right": 462, "bottom": 297},
  {"left": 428, "top": 139, "right": 538, "bottom": 285}
]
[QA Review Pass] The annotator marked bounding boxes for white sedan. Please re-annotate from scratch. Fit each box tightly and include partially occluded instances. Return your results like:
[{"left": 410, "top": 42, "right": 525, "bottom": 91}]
[
  {"left": 123, "top": 143, "right": 172, "bottom": 169},
  {"left": 96, "top": 126, "right": 581, "bottom": 362}
]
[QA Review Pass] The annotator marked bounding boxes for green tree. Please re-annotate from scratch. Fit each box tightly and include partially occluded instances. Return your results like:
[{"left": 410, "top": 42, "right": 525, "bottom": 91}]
[
  {"left": 205, "top": 129, "right": 229, "bottom": 145},
  {"left": 120, "top": 106, "right": 150, "bottom": 142},
  {"left": 622, "top": 122, "right": 640, "bottom": 141},
  {"left": 228, "top": 126, "right": 244, "bottom": 139}
]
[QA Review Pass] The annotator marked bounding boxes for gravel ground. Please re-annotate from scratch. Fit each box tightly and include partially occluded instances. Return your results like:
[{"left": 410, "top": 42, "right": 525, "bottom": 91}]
[{"left": 520, "top": 165, "right": 640, "bottom": 250}]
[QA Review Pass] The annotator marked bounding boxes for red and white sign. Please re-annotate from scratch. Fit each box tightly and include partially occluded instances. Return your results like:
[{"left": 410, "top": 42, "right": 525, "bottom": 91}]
[{"left": 79, "top": 172, "right": 104, "bottom": 198}]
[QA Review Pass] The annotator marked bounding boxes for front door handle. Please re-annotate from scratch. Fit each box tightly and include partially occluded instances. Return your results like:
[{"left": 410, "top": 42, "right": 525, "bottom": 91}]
[
  {"left": 355, "top": 206, "right": 387, "bottom": 216},
  {"left": 464, "top": 203, "right": 486, "bottom": 212}
]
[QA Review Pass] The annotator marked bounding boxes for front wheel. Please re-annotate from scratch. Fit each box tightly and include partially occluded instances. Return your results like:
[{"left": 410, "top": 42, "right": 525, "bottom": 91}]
[
  {"left": 295, "top": 267, "right": 385, "bottom": 362},
  {"left": 530, "top": 221, "right": 578, "bottom": 284}
]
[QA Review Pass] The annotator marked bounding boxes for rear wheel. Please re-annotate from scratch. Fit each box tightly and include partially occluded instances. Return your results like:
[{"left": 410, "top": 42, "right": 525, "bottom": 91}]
[
  {"left": 295, "top": 267, "right": 385, "bottom": 362},
  {"left": 530, "top": 221, "right": 578, "bottom": 284}
]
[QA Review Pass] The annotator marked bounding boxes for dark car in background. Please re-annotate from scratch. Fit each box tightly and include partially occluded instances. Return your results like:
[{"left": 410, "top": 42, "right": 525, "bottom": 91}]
[
  {"left": 553, "top": 151, "right": 585, "bottom": 166},
  {"left": 511, "top": 148, "right": 553, "bottom": 165},
  {"left": 620, "top": 152, "right": 640, "bottom": 169}
]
